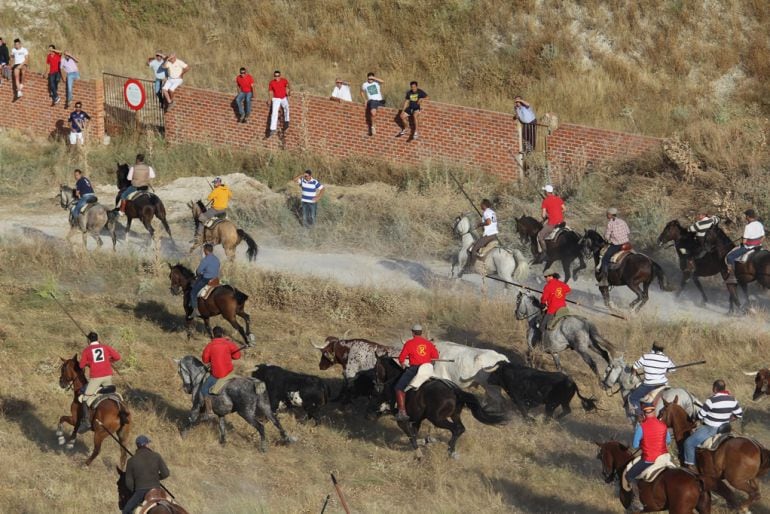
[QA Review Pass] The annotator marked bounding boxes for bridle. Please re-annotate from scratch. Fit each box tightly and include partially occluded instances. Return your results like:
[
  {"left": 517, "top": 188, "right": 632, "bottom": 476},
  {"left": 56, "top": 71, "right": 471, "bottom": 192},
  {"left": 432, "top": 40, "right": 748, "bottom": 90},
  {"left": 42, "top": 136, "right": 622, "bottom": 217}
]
[{"left": 453, "top": 216, "right": 473, "bottom": 238}]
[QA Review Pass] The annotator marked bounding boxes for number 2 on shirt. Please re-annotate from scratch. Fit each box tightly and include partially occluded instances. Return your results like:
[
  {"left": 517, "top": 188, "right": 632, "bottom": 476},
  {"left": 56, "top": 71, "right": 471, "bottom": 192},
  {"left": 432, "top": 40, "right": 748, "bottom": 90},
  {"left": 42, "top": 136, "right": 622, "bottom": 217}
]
[{"left": 92, "top": 347, "right": 105, "bottom": 363}]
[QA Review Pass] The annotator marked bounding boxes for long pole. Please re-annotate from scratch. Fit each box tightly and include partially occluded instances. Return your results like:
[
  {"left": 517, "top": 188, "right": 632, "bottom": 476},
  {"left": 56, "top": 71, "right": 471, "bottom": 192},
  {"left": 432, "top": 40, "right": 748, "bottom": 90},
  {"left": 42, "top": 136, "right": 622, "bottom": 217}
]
[
  {"left": 94, "top": 419, "right": 176, "bottom": 499},
  {"left": 50, "top": 293, "right": 88, "bottom": 337},
  {"left": 669, "top": 360, "right": 706, "bottom": 371},
  {"left": 448, "top": 171, "right": 482, "bottom": 217},
  {"left": 484, "top": 274, "right": 628, "bottom": 321},
  {"left": 330, "top": 473, "right": 351, "bottom": 514}
]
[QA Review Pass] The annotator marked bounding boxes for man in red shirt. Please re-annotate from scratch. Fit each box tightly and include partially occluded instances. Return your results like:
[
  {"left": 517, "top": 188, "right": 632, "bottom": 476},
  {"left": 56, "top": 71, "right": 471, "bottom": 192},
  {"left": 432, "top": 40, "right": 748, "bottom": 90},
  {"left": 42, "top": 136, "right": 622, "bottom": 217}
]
[
  {"left": 46, "top": 44, "right": 62, "bottom": 105},
  {"left": 627, "top": 401, "right": 671, "bottom": 511},
  {"left": 235, "top": 67, "right": 256, "bottom": 123},
  {"left": 539, "top": 271, "right": 571, "bottom": 335},
  {"left": 395, "top": 324, "right": 439, "bottom": 421},
  {"left": 535, "top": 184, "right": 566, "bottom": 263},
  {"left": 201, "top": 326, "right": 241, "bottom": 420},
  {"left": 79, "top": 331, "right": 122, "bottom": 426},
  {"left": 267, "top": 69, "right": 290, "bottom": 136}
]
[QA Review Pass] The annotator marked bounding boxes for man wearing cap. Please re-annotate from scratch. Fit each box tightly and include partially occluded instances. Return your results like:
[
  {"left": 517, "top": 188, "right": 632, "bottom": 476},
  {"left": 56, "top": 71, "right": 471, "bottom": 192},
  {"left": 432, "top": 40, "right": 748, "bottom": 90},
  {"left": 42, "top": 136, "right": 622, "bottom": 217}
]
[
  {"left": 598, "top": 207, "right": 631, "bottom": 286},
  {"left": 190, "top": 243, "right": 220, "bottom": 318},
  {"left": 294, "top": 169, "right": 325, "bottom": 227},
  {"left": 117, "top": 153, "right": 156, "bottom": 215},
  {"left": 468, "top": 199, "right": 499, "bottom": 266},
  {"left": 538, "top": 270, "right": 571, "bottom": 337},
  {"left": 78, "top": 331, "right": 121, "bottom": 429},
  {"left": 627, "top": 400, "right": 671, "bottom": 512},
  {"left": 628, "top": 343, "right": 675, "bottom": 416},
  {"left": 395, "top": 324, "right": 439, "bottom": 421},
  {"left": 726, "top": 209, "right": 765, "bottom": 275},
  {"left": 195, "top": 176, "right": 232, "bottom": 241},
  {"left": 535, "top": 184, "right": 566, "bottom": 263},
  {"left": 122, "top": 435, "right": 170, "bottom": 514}
]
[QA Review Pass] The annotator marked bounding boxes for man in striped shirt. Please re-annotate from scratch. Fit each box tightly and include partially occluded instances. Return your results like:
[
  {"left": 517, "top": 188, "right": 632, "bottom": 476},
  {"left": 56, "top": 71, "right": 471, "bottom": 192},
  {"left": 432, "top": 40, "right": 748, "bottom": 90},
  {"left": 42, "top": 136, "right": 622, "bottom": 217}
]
[
  {"left": 683, "top": 379, "right": 743, "bottom": 470},
  {"left": 628, "top": 342, "right": 675, "bottom": 415},
  {"left": 294, "top": 169, "right": 325, "bottom": 228}
]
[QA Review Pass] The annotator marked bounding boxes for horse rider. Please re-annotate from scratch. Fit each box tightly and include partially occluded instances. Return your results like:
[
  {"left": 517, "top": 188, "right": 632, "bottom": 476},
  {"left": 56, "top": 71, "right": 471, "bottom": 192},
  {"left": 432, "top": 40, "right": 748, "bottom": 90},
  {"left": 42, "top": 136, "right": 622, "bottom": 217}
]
[
  {"left": 395, "top": 324, "right": 439, "bottom": 421},
  {"left": 598, "top": 207, "right": 631, "bottom": 286},
  {"left": 688, "top": 213, "right": 720, "bottom": 259},
  {"left": 683, "top": 379, "right": 743, "bottom": 472},
  {"left": 628, "top": 342, "right": 675, "bottom": 416},
  {"left": 194, "top": 176, "right": 232, "bottom": 242},
  {"left": 121, "top": 435, "right": 171, "bottom": 514},
  {"left": 201, "top": 326, "right": 242, "bottom": 420},
  {"left": 538, "top": 270, "right": 571, "bottom": 340},
  {"left": 725, "top": 209, "right": 765, "bottom": 276},
  {"left": 189, "top": 243, "right": 220, "bottom": 319},
  {"left": 468, "top": 199, "right": 499, "bottom": 266},
  {"left": 627, "top": 400, "right": 672, "bottom": 512},
  {"left": 71, "top": 168, "right": 95, "bottom": 226},
  {"left": 117, "top": 153, "right": 156, "bottom": 215},
  {"left": 78, "top": 331, "right": 121, "bottom": 429},
  {"left": 534, "top": 184, "right": 565, "bottom": 263}
]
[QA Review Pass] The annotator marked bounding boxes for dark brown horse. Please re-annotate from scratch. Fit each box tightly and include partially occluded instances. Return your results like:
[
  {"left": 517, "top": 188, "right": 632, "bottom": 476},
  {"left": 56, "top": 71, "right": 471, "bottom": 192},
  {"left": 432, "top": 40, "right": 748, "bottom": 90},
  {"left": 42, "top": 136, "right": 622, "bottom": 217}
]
[
  {"left": 116, "top": 163, "right": 173, "bottom": 242},
  {"left": 657, "top": 220, "right": 729, "bottom": 304},
  {"left": 515, "top": 215, "right": 586, "bottom": 283},
  {"left": 581, "top": 229, "right": 671, "bottom": 311},
  {"left": 704, "top": 224, "right": 770, "bottom": 314},
  {"left": 57, "top": 356, "right": 131, "bottom": 468},
  {"left": 595, "top": 440, "right": 711, "bottom": 514},
  {"left": 116, "top": 467, "right": 189, "bottom": 513},
  {"left": 659, "top": 400, "right": 770, "bottom": 511},
  {"left": 167, "top": 263, "right": 254, "bottom": 346},
  {"left": 188, "top": 199, "right": 258, "bottom": 261}
]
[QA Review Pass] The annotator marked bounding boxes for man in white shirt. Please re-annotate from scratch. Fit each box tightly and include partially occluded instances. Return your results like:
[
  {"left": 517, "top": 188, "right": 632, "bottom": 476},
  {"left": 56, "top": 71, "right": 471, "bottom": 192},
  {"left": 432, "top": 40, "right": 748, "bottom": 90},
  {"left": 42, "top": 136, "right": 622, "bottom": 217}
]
[
  {"left": 360, "top": 72, "right": 385, "bottom": 136},
  {"left": 628, "top": 342, "right": 675, "bottom": 415},
  {"left": 468, "top": 199, "right": 499, "bottom": 265},
  {"left": 11, "top": 38, "right": 29, "bottom": 98},
  {"left": 162, "top": 53, "right": 190, "bottom": 109},
  {"left": 726, "top": 209, "right": 765, "bottom": 272},
  {"left": 330, "top": 78, "right": 352, "bottom": 102}
]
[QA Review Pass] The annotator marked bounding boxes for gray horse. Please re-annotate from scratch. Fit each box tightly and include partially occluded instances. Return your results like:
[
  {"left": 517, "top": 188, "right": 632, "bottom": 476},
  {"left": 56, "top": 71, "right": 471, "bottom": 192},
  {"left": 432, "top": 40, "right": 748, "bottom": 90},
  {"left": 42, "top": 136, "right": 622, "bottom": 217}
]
[
  {"left": 176, "top": 355, "right": 293, "bottom": 450},
  {"left": 59, "top": 185, "right": 117, "bottom": 250},
  {"left": 515, "top": 290, "right": 615, "bottom": 377},
  {"left": 601, "top": 355, "right": 701, "bottom": 423}
]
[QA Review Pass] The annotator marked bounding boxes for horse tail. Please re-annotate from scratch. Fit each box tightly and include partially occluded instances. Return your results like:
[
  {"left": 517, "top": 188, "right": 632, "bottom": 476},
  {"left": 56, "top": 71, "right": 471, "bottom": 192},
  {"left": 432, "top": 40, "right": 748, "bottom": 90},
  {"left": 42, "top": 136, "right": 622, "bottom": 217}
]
[
  {"left": 234, "top": 288, "right": 249, "bottom": 307},
  {"left": 236, "top": 229, "right": 259, "bottom": 262},
  {"left": 587, "top": 322, "right": 616, "bottom": 364},
  {"left": 117, "top": 403, "right": 131, "bottom": 431},
  {"left": 455, "top": 389, "right": 507, "bottom": 425},
  {"left": 511, "top": 248, "right": 530, "bottom": 282},
  {"left": 652, "top": 260, "right": 673, "bottom": 291},
  {"left": 573, "top": 384, "right": 599, "bottom": 412}
]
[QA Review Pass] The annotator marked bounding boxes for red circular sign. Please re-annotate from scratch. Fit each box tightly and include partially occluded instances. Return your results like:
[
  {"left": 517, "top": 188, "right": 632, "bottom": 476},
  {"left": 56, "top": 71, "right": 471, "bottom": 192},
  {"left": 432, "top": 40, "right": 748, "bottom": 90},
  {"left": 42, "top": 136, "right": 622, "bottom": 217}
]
[{"left": 123, "top": 79, "right": 146, "bottom": 111}]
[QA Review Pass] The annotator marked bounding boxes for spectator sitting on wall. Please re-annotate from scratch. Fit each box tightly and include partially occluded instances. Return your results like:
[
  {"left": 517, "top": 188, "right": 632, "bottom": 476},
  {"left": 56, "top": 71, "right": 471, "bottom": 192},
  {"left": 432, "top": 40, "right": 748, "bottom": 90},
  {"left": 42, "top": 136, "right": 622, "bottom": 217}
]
[
  {"left": 514, "top": 95, "right": 537, "bottom": 153},
  {"left": 360, "top": 72, "right": 385, "bottom": 136},
  {"left": 397, "top": 81, "right": 428, "bottom": 140},
  {"left": 11, "top": 38, "right": 29, "bottom": 99},
  {"left": 61, "top": 51, "right": 80, "bottom": 108},
  {"left": 67, "top": 101, "right": 91, "bottom": 146},
  {"left": 148, "top": 51, "right": 167, "bottom": 104},
  {"left": 46, "top": 45, "right": 62, "bottom": 106},
  {"left": 162, "top": 53, "right": 190, "bottom": 111},
  {"left": 0, "top": 38, "right": 9, "bottom": 85},
  {"left": 235, "top": 67, "right": 256, "bottom": 123},
  {"left": 267, "top": 69, "right": 290, "bottom": 136},
  {"left": 330, "top": 78, "right": 352, "bottom": 102}
]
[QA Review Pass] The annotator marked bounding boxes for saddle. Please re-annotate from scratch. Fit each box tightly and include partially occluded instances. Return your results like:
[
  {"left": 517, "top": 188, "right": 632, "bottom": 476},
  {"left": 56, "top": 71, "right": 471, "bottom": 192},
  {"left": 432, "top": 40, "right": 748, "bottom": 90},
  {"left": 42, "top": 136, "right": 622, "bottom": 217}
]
[
  {"left": 544, "top": 224, "right": 572, "bottom": 241},
  {"left": 126, "top": 190, "right": 151, "bottom": 202},
  {"left": 78, "top": 195, "right": 99, "bottom": 214},
  {"left": 699, "top": 433, "right": 732, "bottom": 452},
  {"left": 133, "top": 488, "right": 177, "bottom": 514},
  {"left": 89, "top": 392, "right": 124, "bottom": 409},
  {"left": 477, "top": 239, "right": 499, "bottom": 259},
  {"left": 203, "top": 215, "right": 228, "bottom": 229},
  {"left": 197, "top": 278, "right": 222, "bottom": 300},
  {"left": 735, "top": 247, "right": 765, "bottom": 264},
  {"left": 621, "top": 453, "right": 677, "bottom": 491},
  {"left": 545, "top": 308, "right": 571, "bottom": 331},
  {"left": 207, "top": 371, "right": 238, "bottom": 395}
]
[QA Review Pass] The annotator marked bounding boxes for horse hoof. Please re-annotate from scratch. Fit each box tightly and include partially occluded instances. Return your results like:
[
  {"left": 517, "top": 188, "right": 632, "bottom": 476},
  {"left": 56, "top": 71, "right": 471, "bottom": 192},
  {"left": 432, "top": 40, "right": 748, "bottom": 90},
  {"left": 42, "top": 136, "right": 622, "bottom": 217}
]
[
  {"left": 285, "top": 435, "right": 298, "bottom": 444},
  {"left": 248, "top": 333, "right": 256, "bottom": 343},
  {"left": 259, "top": 442, "right": 267, "bottom": 453},
  {"left": 57, "top": 436, "right": 65, "bottom": 446},
  {"left": 65, "top": 442, "right": 75, "bottom": 450},
  {"left": 449, "top": 451, "right": 460, "bottom": 460}
]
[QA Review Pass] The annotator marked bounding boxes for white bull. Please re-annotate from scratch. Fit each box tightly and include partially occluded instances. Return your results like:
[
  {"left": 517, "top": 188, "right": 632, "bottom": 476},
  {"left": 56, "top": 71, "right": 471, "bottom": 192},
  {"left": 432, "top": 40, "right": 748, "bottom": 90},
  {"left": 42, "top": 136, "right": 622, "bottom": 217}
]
[{"left": 431, "top": 340, "right": 509, "bottom": 409}]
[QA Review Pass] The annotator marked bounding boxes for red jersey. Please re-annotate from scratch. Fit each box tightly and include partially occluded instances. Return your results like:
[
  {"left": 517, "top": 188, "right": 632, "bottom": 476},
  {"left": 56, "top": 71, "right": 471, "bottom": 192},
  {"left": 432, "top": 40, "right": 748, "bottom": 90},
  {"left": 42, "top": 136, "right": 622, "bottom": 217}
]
[
  {"left": 46, "top": 53, "right": 61, "bottom": 74},
  {"left": 202, "top": 338, "right": 241, "bottom": 378},
  {"left": 541, "top": 194, "right": 565, "bottom": 226},
  {"left": 236, "top": 73, "right": 255, "bottom": 93},
  {"left": 540, "top": 278, "right": 571, "bottom": 314},
  {"left": 79, "top": 342, "right": 122, "bottom": 378},
  {"left": 639, "top": 416, "right": 669, "bottom": 462},
  {"left": 398, "top": 336, "right": 439, "bottom": 367},
  {"left": 268, "top": 77, "right": 289, "bottom": 98}
]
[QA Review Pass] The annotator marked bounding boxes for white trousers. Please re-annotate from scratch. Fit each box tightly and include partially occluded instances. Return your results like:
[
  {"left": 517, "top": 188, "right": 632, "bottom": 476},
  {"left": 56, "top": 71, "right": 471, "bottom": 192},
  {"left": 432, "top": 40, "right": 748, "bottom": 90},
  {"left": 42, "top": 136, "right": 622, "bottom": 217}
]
[{"left": 270, "top": 97, "right": 290, "bottom": 130}]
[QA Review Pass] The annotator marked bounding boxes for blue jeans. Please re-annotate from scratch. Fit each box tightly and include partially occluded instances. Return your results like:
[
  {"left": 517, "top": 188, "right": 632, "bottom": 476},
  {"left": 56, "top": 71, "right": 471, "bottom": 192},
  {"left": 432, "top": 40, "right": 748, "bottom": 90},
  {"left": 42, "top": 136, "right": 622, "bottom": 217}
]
[
  {"left": 154, "top": 78, "right": 163, "bottom": 95},
  {"left": 66, "top": 71, "right": 80, "bottom": 103},
  {"left": 201, "top": 374, "right": 217, "bottom": 397},
  {"left": 190, "top": 277, "right": 208, "bottom": 310},
  {"left": 122, "top": 488, "right": 149, "bottom": 514},
  {"left": 302, "top": 202, "right": 317, "bottom": 227},
  {"left": 395, "top": 366, "right": 419, "bottom": 392},
  {"left": 628, "top": 383, "right": 660, "bottom": 413},
  {"left": 48, "top": 72, "right": 60, "bottom": 100},
  {"left": 726, "top": 245, "right": 757, "bottom": 267},
  {"left": 684, "top": 424, "right": 719, "bottom": 465},
  {"left": 236, "top": 91, "right": 252, "bottom": 117},
  {"left": 601, "top": 244, "right": 624, "bottom": 272},
  {"left": 71, "top": 193, "right": 95, "bottom": 220},
  {"left": 626, "top": 459, "right": 653, "bottom": 481}
]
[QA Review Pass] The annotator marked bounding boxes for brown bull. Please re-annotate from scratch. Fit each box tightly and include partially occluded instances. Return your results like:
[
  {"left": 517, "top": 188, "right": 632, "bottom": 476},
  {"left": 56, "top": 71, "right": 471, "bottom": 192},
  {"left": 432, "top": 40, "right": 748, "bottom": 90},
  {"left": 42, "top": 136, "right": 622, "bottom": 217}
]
[{"left": 744, "top": 368, "right": 770, "bottom": 401}]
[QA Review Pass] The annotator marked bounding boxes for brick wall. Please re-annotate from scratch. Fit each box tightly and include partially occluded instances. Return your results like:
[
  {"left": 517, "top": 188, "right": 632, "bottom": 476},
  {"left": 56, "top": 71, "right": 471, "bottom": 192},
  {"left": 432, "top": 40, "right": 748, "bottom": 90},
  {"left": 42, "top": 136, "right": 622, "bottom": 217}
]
[{"left": 0, "top": 71, "right": 104, "bottom": 143}]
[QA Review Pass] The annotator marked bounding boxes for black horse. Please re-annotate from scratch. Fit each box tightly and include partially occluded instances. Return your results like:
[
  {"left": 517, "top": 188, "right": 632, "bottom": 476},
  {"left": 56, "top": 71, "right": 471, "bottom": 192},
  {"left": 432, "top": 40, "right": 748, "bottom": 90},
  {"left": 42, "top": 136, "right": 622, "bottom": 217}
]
[
  {"left": 116, "top": 163, "right": 173, "bottom": 242},
  {"left": 581, "top": 229, "right": 671, "bottom": 311},
  {"left": 657, "top": 219, "right": 729, "bottom": 304},
  {"left": 373, "top": 357, "right": 506, "bottom": 458},
  {"left": 515, "top": 215, "right": 586, "bottom": 282}
]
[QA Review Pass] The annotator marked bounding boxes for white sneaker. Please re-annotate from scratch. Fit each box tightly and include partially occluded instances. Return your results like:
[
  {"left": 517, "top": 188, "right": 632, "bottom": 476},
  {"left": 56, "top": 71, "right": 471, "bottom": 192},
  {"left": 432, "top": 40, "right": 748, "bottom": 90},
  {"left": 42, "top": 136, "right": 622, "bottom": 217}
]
[{"left": 17, "top": 90, "right": 22, "bottom": 98}]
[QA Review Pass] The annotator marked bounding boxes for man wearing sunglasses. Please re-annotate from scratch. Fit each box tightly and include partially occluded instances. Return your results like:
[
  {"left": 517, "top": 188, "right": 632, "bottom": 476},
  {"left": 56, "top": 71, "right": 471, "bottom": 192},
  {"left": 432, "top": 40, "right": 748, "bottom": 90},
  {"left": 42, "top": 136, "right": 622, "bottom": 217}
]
[
  {"left": 235, "top": 67, "right": 256, "bottom": 123},
  {"left": 267, "top": 70, "right": 290, "bottom": 135}
]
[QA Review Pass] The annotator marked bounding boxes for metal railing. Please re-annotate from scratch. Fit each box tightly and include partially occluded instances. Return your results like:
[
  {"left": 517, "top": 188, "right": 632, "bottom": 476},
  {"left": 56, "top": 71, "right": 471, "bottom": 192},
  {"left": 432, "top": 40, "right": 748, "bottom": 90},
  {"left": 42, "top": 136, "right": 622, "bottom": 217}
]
[{"left": 103, "top": 72, "right": 164, "bottom": 136}]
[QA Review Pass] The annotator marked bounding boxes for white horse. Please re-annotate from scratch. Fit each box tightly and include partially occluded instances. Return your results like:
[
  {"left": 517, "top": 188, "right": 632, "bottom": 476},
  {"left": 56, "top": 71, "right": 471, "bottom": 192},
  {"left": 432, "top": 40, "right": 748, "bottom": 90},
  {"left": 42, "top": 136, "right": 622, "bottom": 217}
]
[{"left": 451, "top": 215, "right": 529, "bottom": 287}]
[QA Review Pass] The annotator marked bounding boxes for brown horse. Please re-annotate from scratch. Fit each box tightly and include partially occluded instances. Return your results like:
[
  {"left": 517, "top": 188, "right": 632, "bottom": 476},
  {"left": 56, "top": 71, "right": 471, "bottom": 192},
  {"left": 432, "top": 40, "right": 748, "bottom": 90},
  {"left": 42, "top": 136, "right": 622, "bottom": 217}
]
[
  {"left": 595, "top": 440, "right": 711, "bottom": 513},
  {"left": 657, "top": 220, "right": 729, "bottom": 304},
  {"left": 187, "top": 199, "right": 258, "bottom": 261},
  {"left": 582, "top": 229, "right": 672, "bottom": 311},
  {"left": 514, "top": 215, "right": 587, "bottom": 283},
  {"left": 658, "top": 396, "right": 695, "bottom": 464},
  {"left": 659, "top": 400, "right": 770, "bottom": 511},
  {"left": 116, "top": 467, "right": 189, "bottom": 513},
  {"left": 167, "top": 263, "right": 254, "bottom": 346},
  {"left": 57, "top": 355, "right": 131, "bottom": 468},
  {"left": 116, "top": 163, "right": 173, "bottom": 243}
]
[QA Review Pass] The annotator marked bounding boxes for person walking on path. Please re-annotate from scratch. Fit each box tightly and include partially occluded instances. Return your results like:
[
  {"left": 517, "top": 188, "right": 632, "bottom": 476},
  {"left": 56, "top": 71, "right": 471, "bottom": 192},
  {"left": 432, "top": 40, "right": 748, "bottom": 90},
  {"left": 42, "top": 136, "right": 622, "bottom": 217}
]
[
  {"left": 60, "top": 51, "right": 80, "bottom": 108},
  {"left": 11, "top": 38, "right": 29, "bottom": 98},
  {"left": 67, "top": 101, "right": 91, "bottom": 146},
  {"left": 121, "top": 435, "right": 171, "bottom": 514},
  {"left": 514, "top": 96, "right": 537, "bottom": 153},
  {"left": 235, "top": 67, "right": 256, "bottom": 123},
  {"left": 294, "top": 169, "right": 325, "bottom": 227},
  {"left": 397, "top": 81, "right": 428, "bottom": 140},
  {"left": 267, "top": 70, "right": 290, "bottom": 135},
  {"left": 162, "top": 53, "right": 189, "bottom": 110},
  {"left": 360, "top": 72, "right": 385, "bottom": 136},
  {"left": 46, "top": 45, "right": 62, "bottom": 105}
]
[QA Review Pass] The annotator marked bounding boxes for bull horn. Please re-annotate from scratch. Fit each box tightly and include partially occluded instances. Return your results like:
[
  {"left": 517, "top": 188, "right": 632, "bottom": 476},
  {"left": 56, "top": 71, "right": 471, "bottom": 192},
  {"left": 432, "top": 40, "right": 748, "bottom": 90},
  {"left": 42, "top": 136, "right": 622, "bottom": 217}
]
[
  {"left": 744, "top": 371, "right": 758, "bottom": 376},
  {"left": 311, "top": 341, "right": 326, "bottom": 350},
  {"left": 342, "top": 329, "right": 351, "bottom": 339}
]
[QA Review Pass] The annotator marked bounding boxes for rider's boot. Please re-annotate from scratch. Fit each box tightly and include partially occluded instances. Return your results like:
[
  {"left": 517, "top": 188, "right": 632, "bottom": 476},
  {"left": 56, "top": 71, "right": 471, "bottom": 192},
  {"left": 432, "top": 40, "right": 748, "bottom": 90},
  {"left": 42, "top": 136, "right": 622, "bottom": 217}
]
[
  {"left": 79, "top": 402, "right": 91, "bottom": 432},
  {"left": 118, "top": 199, "right": 127, "bottom": 216},
  {"left": 627, "top": 481, "right": 644, "bottom": 513},
  {"left": 202, "top": 396, "right": 215, "bottom": 421},
  {"left": 395, "top": 390, "right": 409, "bottom": 421}
]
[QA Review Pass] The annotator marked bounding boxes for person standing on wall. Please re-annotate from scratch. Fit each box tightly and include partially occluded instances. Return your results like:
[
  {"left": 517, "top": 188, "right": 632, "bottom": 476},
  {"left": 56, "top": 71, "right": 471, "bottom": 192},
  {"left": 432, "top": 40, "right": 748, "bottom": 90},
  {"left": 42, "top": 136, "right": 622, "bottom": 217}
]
[{"left": 267, "top": 69, "right": 290, "bottom": 136}]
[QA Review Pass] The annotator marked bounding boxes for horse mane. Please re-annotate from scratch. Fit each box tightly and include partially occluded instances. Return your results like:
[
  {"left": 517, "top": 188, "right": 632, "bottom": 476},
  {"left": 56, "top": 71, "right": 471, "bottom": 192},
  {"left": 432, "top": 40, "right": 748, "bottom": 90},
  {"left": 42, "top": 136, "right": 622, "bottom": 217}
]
[
  {"left": 172, "top": 263, "right": 195, "bottom": 279},
  {"left": 116, "top": 163, "right": 130, "bottom": 188},
  {"left": 710, "top": 224, "right": 733, "bottom": 247},
  {"left": 196, "top": 199, "right": 206, "bottom": 211}
]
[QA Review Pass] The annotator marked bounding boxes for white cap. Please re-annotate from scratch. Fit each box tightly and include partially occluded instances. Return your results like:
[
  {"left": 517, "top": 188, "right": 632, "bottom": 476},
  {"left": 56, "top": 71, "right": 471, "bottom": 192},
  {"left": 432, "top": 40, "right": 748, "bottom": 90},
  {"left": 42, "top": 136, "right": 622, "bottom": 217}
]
[
  {"left": 411, "top": 324, "right": 423, "bottom": 332},
  {"left": 543, "top": 185, "right": 554, "bottom": 193}
]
